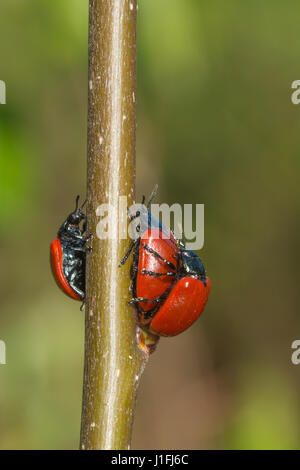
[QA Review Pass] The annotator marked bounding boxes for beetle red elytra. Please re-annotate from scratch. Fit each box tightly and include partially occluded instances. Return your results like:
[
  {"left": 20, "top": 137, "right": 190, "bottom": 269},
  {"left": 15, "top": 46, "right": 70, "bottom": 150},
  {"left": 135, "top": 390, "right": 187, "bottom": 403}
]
[
  {"left": 149, "top": 274, "right": 211, "bottom": 337},
  {"left": 133, "top": 228, "right": 179, "bottom": 314},
  {"left": 50, "top": 196, "right": 89, "bottom": 302}
]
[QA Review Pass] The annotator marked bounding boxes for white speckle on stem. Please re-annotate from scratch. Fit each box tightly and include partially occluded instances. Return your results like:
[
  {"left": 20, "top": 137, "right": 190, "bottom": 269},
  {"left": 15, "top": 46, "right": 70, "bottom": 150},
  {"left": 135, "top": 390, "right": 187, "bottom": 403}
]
[
  {"left": 99, "top": 135, "right": 104, "bottom": 145},
  {"left": 132, "top": 91, "right": 135, "bottom": 103},
  {"left": 129, "top": 2, "right": 134, "bottom": 11},
  {"left": 90, "top": 422, "right": 96, "bottom": 429},
  {"left": 89, "top": 80, "right": 93, "bottom": 90}
]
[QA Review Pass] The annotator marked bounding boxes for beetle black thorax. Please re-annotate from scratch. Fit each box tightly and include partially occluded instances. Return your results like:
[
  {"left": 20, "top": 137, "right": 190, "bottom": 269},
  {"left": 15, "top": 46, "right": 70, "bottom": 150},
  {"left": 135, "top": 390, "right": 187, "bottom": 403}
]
[
  {"left": 58, "top": 208, "right": 85, "bottom": 239},
  {"left": 180, "top": 250, "right": 207, "bottom": 285}
]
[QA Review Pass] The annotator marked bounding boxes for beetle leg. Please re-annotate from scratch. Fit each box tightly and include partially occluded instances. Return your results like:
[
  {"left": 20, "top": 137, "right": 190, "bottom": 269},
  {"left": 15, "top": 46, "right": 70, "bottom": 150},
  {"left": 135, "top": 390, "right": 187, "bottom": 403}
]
[
  {"left": 141, "top": 243, "right": 176, "bottom": 270},
  {"left": 140, "top": 269, "right": 175, "bottom": 277},
  {"left": 119, "top": 239, "right": 139, "bottom": 266},
  {"left": 129, "top": 210, "right": 141, "bottom": 222},
  {"left": 71, "top": 245, "right": 87, "bottom": 253},
  {"left": 82, "top": 233, "right": 93, "bottom": 253},
  {"left": 131, "top": 263, "right": 138, "bottom": 275},
  {"left": 84, "top": 233, "right": 93, "bottom": 242},
  {"left": 146, "top": 184, "right": 158, "bottom": 209},
  {"left": 129, "top": 294, "right": 165, "bottom": 305},
  {"left": 65, "top": 225, "right": 87, "bottom": 241}
]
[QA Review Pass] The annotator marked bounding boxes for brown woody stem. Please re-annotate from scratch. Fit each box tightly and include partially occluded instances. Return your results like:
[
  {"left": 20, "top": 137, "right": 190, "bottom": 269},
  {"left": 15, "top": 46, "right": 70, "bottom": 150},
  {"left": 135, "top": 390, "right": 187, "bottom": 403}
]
[{"left": 80, "top": 0, "right": 148, "bottom": 450}]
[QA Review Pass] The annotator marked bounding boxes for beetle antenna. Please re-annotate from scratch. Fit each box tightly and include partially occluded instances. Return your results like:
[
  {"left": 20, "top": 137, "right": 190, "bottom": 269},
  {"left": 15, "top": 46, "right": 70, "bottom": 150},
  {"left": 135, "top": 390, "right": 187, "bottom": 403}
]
[
  {"left": 147, "top": 184, "right": 158, "bottom": 209},
  {"left": 178, "top": 233, "right": 185, "bottom": 249},
  {"left": 175, "top": 222, "right": 185, "bottom": 248},
  {"left": 80, "top": 199, "right": 87, "bottom": 210},
  {"left": 75, "top": 195, "right": 80, "bottom": 211}
]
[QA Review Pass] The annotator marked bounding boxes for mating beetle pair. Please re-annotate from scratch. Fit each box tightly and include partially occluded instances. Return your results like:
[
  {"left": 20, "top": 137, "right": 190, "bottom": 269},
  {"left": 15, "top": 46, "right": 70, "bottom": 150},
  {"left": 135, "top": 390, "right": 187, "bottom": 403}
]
[
  {"left": 119, "top": 192, "right": 211, "bottom": 336},
  {"left": 50, "top": 192, "right": 211, "bottom": 337}
]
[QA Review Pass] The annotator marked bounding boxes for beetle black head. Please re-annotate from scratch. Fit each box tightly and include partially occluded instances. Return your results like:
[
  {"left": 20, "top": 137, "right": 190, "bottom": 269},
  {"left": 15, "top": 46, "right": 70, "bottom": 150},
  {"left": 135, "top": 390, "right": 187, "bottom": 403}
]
[
  {"left": 66, "top": 195, "right": 87, "bottom": 225},
  {"left": 181, "top": 249, "right": 207, "bottom": 284},
  {"left": 58, "top": 196, "right": 87, "bottom": 240}
]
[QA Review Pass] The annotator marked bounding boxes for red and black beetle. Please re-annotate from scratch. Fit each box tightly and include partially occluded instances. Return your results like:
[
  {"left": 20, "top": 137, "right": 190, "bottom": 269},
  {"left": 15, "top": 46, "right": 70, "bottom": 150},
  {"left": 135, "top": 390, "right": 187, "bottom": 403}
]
[
  {"left": 120, "top": 191, "right": 211, "bottom": 336},
  {"left": 50, "top": 196, "right": 89, "bottom": 301}
]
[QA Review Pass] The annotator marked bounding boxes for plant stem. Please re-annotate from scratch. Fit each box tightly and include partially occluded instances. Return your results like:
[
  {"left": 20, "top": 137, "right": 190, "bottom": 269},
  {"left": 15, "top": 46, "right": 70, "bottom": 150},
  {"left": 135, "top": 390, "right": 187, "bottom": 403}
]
[{"left": 80, "top": 0, "right": 147, "bottom": 450}]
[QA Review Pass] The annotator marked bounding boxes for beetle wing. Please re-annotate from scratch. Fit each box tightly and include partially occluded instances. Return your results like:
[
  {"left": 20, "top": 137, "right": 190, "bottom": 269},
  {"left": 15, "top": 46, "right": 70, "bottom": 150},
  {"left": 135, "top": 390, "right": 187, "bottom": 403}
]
[
  {"left": 50, "top": 238, "right": 82, "bottom": 301},
  {"left": 149, "top": 276, "right": 211, "bottom": 336}
]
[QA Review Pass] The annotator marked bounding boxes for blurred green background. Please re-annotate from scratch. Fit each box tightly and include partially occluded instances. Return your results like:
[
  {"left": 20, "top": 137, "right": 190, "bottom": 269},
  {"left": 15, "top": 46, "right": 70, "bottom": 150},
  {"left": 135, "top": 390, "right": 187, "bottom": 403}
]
[{"left": 0, "top": 0, "right": 300, "bottom": 449}]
